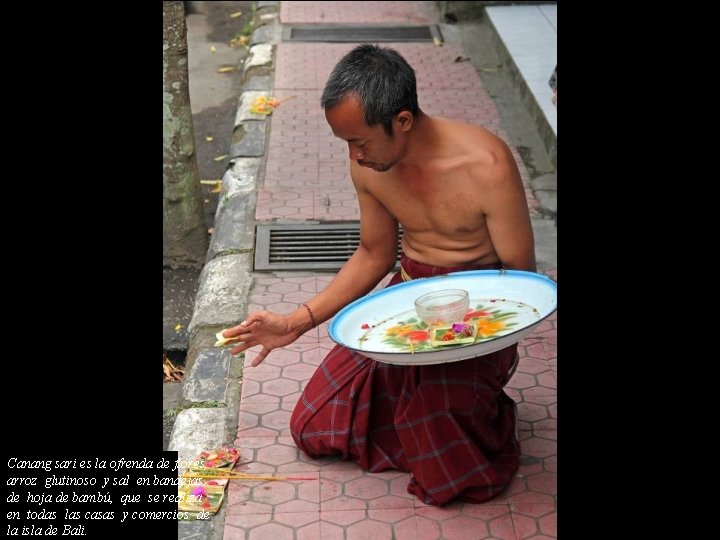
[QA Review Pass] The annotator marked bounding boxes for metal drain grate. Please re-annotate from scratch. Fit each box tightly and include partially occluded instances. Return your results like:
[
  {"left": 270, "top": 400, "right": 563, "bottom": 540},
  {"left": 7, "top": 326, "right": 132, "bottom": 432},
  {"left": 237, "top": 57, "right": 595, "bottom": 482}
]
[
  {"left": 255, "top": 223, "right": 402, "bottom": 271},
  {"left": 287, "top": 25, "right": 442, "bottom": 43}
]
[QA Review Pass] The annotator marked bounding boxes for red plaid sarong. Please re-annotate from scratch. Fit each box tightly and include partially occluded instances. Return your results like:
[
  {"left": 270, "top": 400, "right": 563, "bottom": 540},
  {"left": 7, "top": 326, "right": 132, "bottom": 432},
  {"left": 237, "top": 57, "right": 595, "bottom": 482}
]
[{"left": 290, "top": 255, "right": 520, "bottom": 505}]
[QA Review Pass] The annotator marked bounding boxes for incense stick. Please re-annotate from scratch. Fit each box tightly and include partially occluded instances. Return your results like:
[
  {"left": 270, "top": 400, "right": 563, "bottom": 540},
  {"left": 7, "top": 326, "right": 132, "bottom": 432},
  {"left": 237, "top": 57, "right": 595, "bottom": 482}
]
[{"left": 181, "top": 472, "right": 316, "bottom": 481}]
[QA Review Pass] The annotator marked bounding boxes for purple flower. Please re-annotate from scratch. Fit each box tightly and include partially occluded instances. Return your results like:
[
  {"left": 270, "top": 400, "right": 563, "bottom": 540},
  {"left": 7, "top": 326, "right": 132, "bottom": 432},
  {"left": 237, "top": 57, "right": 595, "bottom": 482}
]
[
  {"left": 451, "top": 323, "right": 467, "bottom": 333},
  {"left": 191, "top": 486, "right": 206, "bottom": 497}
]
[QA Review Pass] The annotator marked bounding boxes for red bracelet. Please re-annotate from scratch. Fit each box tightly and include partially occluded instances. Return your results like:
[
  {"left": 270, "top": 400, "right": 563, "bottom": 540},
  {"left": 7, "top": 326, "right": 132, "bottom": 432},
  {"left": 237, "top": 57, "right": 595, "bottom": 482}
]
[{"left": 301, "top": 303, "right": 317, "bottom": 328}]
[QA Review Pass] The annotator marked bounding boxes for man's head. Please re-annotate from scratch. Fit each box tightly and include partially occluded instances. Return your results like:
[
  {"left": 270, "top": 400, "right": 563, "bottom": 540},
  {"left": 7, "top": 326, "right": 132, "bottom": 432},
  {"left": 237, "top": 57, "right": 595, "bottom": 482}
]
[
  {"left": 322, "top": 44, "right": 419, "bottom": 171},
  {"left": 322, "top": 44, "right": 419, "bottom": 136}
]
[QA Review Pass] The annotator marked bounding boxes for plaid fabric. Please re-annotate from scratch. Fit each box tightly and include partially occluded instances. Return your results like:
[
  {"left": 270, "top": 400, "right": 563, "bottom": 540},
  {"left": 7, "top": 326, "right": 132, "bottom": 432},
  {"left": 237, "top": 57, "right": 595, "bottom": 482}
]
[{"left": 290, "top": 257, "right": 519, "bottom": 505}]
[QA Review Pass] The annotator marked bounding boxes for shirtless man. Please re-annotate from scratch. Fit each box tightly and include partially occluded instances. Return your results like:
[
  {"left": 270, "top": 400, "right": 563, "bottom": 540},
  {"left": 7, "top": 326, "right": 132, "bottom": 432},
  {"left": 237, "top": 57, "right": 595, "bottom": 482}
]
[{"left": 222, "top": 44, "right": 536, "bottom": 506}]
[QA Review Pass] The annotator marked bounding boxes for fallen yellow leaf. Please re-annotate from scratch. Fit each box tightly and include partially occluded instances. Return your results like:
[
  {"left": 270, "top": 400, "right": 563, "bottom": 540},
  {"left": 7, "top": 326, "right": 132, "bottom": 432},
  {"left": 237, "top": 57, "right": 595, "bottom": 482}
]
[
  {"left": 174, "top": 324, "right": 183, "bottom": 332},
  {"left": 229, "top": 11, "right": 242, "bottom": 18},
  {"left": 210, "top": 45, "right": 217, "bottom": 53},
  {"left": 229, "top": 35, "right": 250, "bottom": 48},
  {"left": 205, "top": 136, "right": 214, "bottom": 142},
  {"left": 249, "top": 95, "right": 286, "bottom": 115},
  {"left": 209, "top": 183, "right": 222, "bottom": 193},
  {"left": 250, "top": 106, "right": 273, "bottom": 115},
  {"left": 213, "top": 155, "right": 228, "bottom": 162},
  {"left": 217, "top": 66, "right": 236, "bottom": 73}
]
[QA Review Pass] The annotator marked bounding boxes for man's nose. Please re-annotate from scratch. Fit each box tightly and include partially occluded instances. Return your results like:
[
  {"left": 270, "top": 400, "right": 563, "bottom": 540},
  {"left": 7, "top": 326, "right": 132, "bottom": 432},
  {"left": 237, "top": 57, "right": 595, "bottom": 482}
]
[{"left": 348, "top": 144, "right": 364, "bottom": 161}]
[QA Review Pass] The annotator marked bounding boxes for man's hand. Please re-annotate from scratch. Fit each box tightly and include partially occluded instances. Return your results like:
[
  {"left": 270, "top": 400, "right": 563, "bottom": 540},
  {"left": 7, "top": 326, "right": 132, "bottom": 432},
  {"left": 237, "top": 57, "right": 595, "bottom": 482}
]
[{"left": 219, "top": 312, "right": 303, "bottom": 367}]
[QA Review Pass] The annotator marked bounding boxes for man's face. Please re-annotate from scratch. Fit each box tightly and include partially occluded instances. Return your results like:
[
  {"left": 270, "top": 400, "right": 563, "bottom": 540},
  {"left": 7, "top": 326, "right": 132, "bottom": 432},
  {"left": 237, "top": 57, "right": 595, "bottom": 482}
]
[{"left": 325, "top": 96, "right": 406, "bottom": 173}]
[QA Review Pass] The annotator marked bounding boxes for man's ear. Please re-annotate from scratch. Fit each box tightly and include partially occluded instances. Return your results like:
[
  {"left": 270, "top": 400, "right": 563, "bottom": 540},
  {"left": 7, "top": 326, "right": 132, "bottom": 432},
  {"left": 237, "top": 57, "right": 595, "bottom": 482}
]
[{"left": 395, "top": 111, "right": 413, "bottom": 132}]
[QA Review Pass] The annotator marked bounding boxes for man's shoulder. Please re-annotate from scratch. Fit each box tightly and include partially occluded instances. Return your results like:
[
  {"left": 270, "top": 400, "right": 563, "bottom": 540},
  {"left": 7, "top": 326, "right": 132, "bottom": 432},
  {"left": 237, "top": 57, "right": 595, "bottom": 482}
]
[
  {"left": 349, "top": 159, "right": 373, "bottom": 190},
  {"left": 436, "top": 117, "right": 506, "bottom": 155},
  {"left": 451, "top": 127, "right": 516, "bottom": 185}
]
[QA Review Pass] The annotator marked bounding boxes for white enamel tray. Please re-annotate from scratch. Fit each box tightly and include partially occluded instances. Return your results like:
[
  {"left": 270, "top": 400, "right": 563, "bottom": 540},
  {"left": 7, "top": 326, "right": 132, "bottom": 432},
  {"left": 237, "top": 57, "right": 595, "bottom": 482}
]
[{"left": 328, "top": 270, "right": 557, "bottom": 365}]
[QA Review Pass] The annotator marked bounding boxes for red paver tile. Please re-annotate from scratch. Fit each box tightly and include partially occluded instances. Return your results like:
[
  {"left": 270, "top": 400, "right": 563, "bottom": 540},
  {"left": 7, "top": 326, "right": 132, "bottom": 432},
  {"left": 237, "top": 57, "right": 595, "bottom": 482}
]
[
  {"left": 280, "top": 1, "right": 438, "bottom": 24},
  {"left": 320, "top": 471, "right": 367, "bottom": 512},
  {"left": 533, "top": 419, "right": 557, "bottom": 431},
  {"left": 517, "top": 402, "right": 550, "bottom": 423},
  {"left": 368, "top": 493, "right": 415, "bottom": 510},
  {"left": 538, "top": 511, "right": 557, "bottom": 537},
  {"left": 346, "top": 518, "right": 394, "bottom": 540},
  {"left": 522, "top": 342, "right": 549, "bottom": 361},
  {"left": 261, "top": 409, "right": 292, "bottom": 434},
  {"left": 283, "top": 290, "right": 317, "bottom": 304},
  {"left": 256, "top": 442, "right": 299, "bottom": 466},
  {"left": 510, "top": 503, "right": 555, "bottom": 519},
  {"left": 318, "top": 459, "right": 365, "bottom": 473},
  {"left": 248, "top": 522, "right": 294, "bottom": 540},
  {"left": 261, "top": 348, "right": 302, "bottom": 368},
  {"left": 345, "top": 475, "right": 390, "bottom": 500},
  {"left": 296, "top": 520, "right": 321, "bottom": 540},
  {"left": 493, "top": 474, "right": 528, "bottom": 504},
  {"left": 414, "top": 503, "right": 462, "bottom": 520},
  {"left": 536, "top": 372, "right": 556, "bottom": 390},
  {"left": 526, "top": 472, "right": 556, "bottom": 497},
  {"left": 321, "top": 509, "right": 367, "bottom": 526},
  {"left": 368, "top": 507, "right": 416, "bottom": 523},
  {"left": 233, "top": 435, "right": 276, "bottom": 450},
  {"left": 319, "top": 520, "right": 345, "bottom": 540},
  {"left": 511, "top": 513, "right": 539, "bottom": 540},
  {"left": 250, "top": 480, "right": 297, "bottom": 505},
  {"left": 261, "top": 378, "right": 300, "bottom": 397},
  {"left": 393, "top": 516, "right": 420, "bottom": 540},
  {"left": 274, "top": 511, "right": 321, "bottom": 528},
  {"left": 415, "top": 515, "right": 442, "bottom": 539},
  {"left": 460, "top": 503, "right": 512, "bottom": 520},
  {"left": 225, "top": 492, "right": 273, "bottom": 516},
  {"left": 532, "top": 430, "right": 556, "bottom": 442},
  {"left": 234, "top": 460, "right": 276, "bottom": 475},
  {"left": 224, "top": 512, "right": 272, "bottom": 538},
  {"left": 241, "top": 379, "right": 281, "bottom": 404},
  {"left": 489, "top": 514, "right": 518, "bottom": 539},
  {"left": 520, "top": 437, "right": 556, "bottom": 460},
  {"left": 517, "top": 459, "right": 544, "bottom": 478},
  {"left": 441, "top": 515, "right": 489, "bottom": 539},
  {"left": 506, "top": 372, "right": 537, "bottom": 390},
  {"left": 506, "top": 491, "right": 554, "bottom": 506},
  {"left": 283, "top": 362, "right": 317, "bottom": 378},
  {"left": 520, "top": 387, "right": 556, "bottom": 406},
  {"left": 242, "top": 353, "right": 283, "bottom": 373},
  {"left": 510, "top": 504, "right": 557, "bottom": 538},
  {"left": 515, "top": 363, "right": 552, "bottom": 376}
]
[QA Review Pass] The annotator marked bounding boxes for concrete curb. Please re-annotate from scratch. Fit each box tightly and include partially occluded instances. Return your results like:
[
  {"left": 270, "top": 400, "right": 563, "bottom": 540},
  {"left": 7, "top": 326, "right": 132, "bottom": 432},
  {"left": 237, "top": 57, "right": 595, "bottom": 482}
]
[{"left": 172, "top": 3, "right": 280, "bottom": 539}]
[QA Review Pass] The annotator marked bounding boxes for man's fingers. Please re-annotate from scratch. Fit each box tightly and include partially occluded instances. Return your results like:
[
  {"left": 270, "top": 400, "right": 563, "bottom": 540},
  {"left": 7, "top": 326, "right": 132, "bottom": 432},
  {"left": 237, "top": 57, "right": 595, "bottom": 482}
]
[
  {"left": 229, "top": 340, "right": 253, "bottom": 356},
  {"left": 251, "top": 347, "right": 270, "bottom": 367},
  {"left": 215, "top": 332, "right": 243, "bottom": 347},
  {"left": 223, "top": 314, "right": 263, "bottom": 338}
]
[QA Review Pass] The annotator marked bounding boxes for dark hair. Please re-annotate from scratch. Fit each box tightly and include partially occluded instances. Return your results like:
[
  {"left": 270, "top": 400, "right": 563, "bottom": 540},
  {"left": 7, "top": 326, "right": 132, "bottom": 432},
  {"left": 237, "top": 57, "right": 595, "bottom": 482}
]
[{"left": 321, "top": 44, "right": 419, "bottom": 136}]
